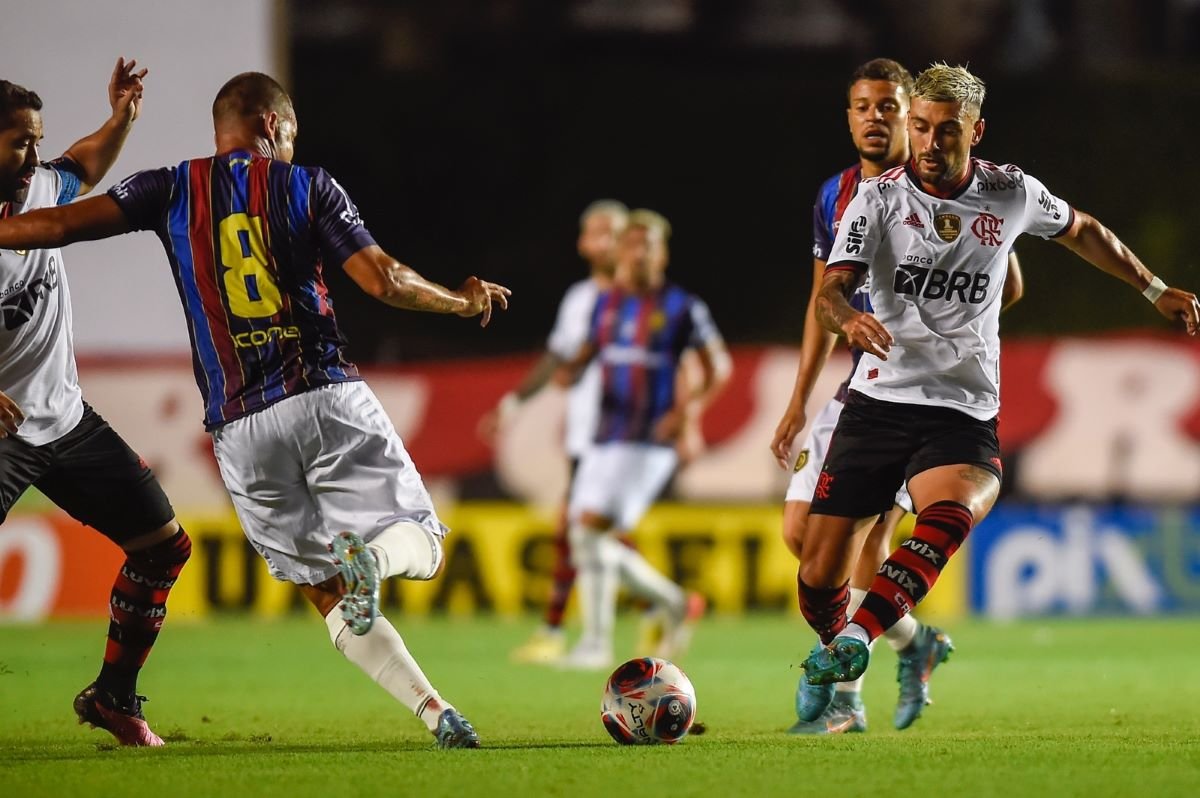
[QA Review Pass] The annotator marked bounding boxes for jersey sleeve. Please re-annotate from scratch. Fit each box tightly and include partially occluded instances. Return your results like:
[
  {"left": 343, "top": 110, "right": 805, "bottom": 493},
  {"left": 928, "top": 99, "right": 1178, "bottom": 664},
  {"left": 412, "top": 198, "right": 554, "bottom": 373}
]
[
  {"left": 1021, "top": 173, "right": 1074, "bottom": 239},
  {"left": 108, "top": 168, "right": 176, "bottom": 231},
  {"left": 686, "top": 296, "right": 722, "bottom": 349},
  {"left": 311, "top": 169, "right": 378, "bottom": 265},
  {"left": 812, "top": 188, "right": 833, "bottom": 261},
  {"left": 43, "top": 158, "right": 84, "bottom": 205},
  {"left": 546, "top": 281, "right": 596, "bottom": 360},
  {"left": 824, "top": 188, "right": 880, "bottom": 274}
]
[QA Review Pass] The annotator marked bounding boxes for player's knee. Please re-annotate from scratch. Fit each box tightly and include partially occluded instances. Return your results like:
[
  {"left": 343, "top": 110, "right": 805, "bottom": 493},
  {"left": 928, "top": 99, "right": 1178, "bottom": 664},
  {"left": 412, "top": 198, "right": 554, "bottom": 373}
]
[{"left": 128, "top": 526, "right": 192, "bottom": 572}]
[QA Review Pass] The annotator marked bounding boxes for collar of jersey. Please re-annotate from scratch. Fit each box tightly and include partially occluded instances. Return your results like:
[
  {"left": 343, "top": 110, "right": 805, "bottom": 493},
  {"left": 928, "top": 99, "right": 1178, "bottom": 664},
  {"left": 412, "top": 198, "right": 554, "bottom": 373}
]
[{"left": 904, "top": 158, "right": 975, "bottom": 201}]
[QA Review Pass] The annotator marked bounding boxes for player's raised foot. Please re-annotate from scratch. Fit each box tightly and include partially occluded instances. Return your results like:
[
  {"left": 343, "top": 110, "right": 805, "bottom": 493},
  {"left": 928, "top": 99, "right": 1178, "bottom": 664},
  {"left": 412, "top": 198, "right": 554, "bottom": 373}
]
[
  {"left": 656, "top": 592, "right": 706, "bottom": 660},
  {"left": 73, "top": 683, "right": 164, "bottom": 747},
  {"left": 434, "top": 708, "right": 481, "bottom": 749},
  {"left": 795, "top": 642, "right": 836, "bottom": 721},
  {"left": 329, "top": 531, "right": 380, "bottom": 635},
  {"left": 634, "top": 608, "right": 665, "bottom": 655},
  {"left": 556, "top": 641, "right": 612, "bottom": 671},
  {"left": 894, "top": 624, "right": 954, "bottom": 730},
  {"left": 802, "top": 637, "right": 870, "bottom": 686},
  {"left": 787, "top": 691, "right": 867, "bottom": 735},
  {"left": 510, "top": 626, "right": 567, "bottom": 664}
]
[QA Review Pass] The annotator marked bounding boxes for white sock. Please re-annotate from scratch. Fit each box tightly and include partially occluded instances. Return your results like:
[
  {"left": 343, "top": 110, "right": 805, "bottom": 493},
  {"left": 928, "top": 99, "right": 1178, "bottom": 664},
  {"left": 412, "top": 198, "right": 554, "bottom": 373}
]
[
  {"left": 367, "top": 522, "right": 442, "bottom": 581},
  {"left": 882, "top": 611, "right": 920, "bottom": 651},
  {"left": 569, "top": 522, "right": 619, "bottom": 654},
  {"left": 324, "top": 606, "right": 450, "bottom": 732},
  {"left": 612, "top": 544, "right": 685, "bottom": 617},
  {"left": 836, "top": 589, "right": 875, "bottom": 694},
  {"left": 841, "top": 622, "right": 871, "bottom": 647}
]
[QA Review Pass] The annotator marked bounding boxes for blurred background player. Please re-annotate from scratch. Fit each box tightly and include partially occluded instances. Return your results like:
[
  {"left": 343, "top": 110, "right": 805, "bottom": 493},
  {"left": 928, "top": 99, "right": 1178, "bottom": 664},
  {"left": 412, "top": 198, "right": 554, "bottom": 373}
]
[
  {"left": 555, "top": 209, "right": 730, "bottom": 670},
  {"left": 0, "top": 61, "right": 190, "bottom": 747},
  {"left": 483, "top": 199, "right": 629, "bottom": 663},
  {"left": 797, "top": 63, "right": 1200, "bottom": 719},
  {"left": 0, "top": 71, "right": 510, "bottom": 749},
  {"left": 770, "top": 58, "right": 1024, "bottom": 734}
]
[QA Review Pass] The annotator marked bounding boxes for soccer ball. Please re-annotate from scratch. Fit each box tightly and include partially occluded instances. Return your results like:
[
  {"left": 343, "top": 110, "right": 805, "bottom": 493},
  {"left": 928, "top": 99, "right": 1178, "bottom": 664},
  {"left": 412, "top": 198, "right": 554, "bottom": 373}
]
[{"left": 600, "top": 657, "right": 696, "bottom": 745}]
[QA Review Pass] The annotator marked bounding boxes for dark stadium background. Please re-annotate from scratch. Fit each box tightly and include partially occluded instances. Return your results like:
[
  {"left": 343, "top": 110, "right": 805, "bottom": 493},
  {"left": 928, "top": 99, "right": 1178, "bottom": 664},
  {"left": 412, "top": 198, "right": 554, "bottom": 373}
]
[{"left": 288, "top": 0, "right": 1200, "bottom": 363}]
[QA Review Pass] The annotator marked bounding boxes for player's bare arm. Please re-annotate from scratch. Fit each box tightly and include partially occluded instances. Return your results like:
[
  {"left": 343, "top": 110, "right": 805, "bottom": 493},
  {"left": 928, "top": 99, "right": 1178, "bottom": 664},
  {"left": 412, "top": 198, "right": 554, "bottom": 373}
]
[
  {"left": 1055, "top": 210, "right": 1200, "bottom": 335},
  {"left": 770, "top": 256, "right": 840, "bottom": 469},
  {"left": 0, "top": 388, "right": 26, "bottom": 439},
  {"left": 477, "top": 350, "right": 564, "bottom": 441},
  {"left": 654, "top": 337, "right": 731, "bottom": 444},
  {"left": 1001, "top": 251, "right": 1024, "bottom": 310},
  {"left": 344, "top": 245, "right": 511, "bottom": 326},
  {"left": 552, "top": 341, "right": 598, "bottom": 388},
  {"left": 60, "top": 58, "right": 147, "bottom": 195},
  {"left": 0, "top": 194, "right": 132, "bottom": 250},
  {"left": 815, "top": 267, "right": 893, "bottom": 358}
]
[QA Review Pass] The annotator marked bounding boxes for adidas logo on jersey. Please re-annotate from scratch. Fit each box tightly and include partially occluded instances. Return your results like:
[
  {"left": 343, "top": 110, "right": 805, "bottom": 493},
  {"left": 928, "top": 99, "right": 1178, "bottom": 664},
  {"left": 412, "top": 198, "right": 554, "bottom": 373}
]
[{"left": 902, "top": 213, "right": 924, "bottom": 229}]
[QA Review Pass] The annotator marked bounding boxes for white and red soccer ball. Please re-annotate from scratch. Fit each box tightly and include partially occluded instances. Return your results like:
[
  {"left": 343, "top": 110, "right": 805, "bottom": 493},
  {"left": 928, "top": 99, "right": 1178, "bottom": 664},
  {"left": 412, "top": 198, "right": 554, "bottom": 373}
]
[{"left": 601, "top": 657, "right": 696, "bottom": 745}]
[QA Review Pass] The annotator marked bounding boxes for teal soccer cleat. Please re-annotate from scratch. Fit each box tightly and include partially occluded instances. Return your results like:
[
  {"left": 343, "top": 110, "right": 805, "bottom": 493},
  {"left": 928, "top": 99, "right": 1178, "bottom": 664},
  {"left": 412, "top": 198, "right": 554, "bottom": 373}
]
[
  {"left": 787, "top": 692, "right": 867, "bottom": 735},
  {"left": 435, "top": 708, "right": 481, "bottom": 749},
  {"left": 329, "top": 531, "right": 380, "bottom": 635},
  {"left": 894, "top": 625, "right": 954, "bottom": 730},
  {"left": 795, "top": 642, "right": 835, "bottom": 722},
  {"left": 802, "top": 637, "right": 870, "bottom": 688}
]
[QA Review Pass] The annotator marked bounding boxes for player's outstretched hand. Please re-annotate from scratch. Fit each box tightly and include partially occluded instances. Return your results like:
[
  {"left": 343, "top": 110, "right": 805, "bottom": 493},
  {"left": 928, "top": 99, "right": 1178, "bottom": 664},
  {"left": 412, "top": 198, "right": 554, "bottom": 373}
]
[
  {"left": 109, "top": 57, "right": 148, "bottom": 123},
  {"left": 456, "top": 276, "right": 512, "bottom": 327},
  {"left": 0, "top": 389, "right": 25, "bottom": 439},
  {"left": 1155, "top": 287, "right": 1200, "bottom": 336},
  {"left": 770, "top": 410, "right": 806, "bottom": 471},
  {"left": 841, "top": 312, "right": 893, "bottom": 360}
]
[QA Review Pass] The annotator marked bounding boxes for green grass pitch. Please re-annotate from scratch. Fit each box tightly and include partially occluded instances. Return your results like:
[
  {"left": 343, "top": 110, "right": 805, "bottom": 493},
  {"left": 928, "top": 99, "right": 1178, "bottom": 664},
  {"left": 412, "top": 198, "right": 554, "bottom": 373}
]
[{"left": 1, "top": 614, "right": 1197, "bottom": 797}]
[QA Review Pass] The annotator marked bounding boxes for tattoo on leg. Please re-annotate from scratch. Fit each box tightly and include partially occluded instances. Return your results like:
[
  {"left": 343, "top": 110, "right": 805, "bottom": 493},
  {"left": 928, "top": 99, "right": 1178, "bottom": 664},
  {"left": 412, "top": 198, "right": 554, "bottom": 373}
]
[{"left": 957, "top": 466, "right": 995, "bottom": 489}]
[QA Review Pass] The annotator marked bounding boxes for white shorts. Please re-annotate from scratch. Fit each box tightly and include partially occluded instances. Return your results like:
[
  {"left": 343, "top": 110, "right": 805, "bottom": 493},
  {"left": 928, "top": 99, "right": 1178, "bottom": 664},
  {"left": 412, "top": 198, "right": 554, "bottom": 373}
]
[
  {"left": 568, "top": 442, "right": 678, "bottom": 531},
  {"left": 784, "top": 396, "right": 913, "bottom": 513},
  {"left": 211, "top": 381, "right": 447, "bottom": 585}
]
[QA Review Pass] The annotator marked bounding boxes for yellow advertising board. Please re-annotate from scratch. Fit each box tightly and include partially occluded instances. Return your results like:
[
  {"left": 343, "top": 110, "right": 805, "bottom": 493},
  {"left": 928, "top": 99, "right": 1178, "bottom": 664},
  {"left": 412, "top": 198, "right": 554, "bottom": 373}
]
[{"left": 161, "top": 503, "right": 965, "bottom": 621}]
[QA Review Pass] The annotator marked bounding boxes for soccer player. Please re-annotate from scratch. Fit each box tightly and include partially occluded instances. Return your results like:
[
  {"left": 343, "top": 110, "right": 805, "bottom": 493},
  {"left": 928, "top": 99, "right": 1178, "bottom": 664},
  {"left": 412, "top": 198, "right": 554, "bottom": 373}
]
[
  {"left": 0, "top": 61, "right": 189, "bottom": 747},
  {"left": 556, "top": 209, "right": 730, "bottom": 670},
  {"left": 793, "top": 63, "right": 1200, "bottom": 722},
  {"left": 772, "top": 58, "right": 1024, "bottom": 734},
  {"left": 0, "top": 72, "right": 511, "bottom": 749},
  {"left": 482, "top": 199, "right": 628, "bottom": 664}
]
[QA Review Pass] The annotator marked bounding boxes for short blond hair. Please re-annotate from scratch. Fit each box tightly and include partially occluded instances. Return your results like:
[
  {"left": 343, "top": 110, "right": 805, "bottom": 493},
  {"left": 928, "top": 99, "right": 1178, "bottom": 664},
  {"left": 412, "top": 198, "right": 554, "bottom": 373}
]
[
  {"left": 912, "top": 63, "right": 986, "bottom": 115},
  {"left": 625, "top": 208, "right": 672, "bottom": 241},
  {"left": 579, "top": 199, "right": 629, "bottom": 229}
]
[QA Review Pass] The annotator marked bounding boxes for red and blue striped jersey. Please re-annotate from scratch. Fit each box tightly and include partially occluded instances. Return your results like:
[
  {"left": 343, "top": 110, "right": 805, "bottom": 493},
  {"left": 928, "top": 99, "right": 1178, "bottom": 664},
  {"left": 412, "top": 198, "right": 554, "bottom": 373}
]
[
  {"left": 109, "top": 151, "right": 375, "bottom": 429},
  {"left": 813, "top": 163, "right": 873, "bottom": 401},
  {"left": 588, "top": 282, "right": 721, "bottom": 446}
]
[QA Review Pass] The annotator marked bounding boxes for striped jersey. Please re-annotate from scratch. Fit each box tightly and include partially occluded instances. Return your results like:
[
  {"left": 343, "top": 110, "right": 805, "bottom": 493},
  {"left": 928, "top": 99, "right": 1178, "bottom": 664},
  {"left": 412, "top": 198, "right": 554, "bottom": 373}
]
[
  {"left": 0, "top": 160, "right": 84, "bottom": 445},
  {"left": 588, "top": 282, "right": 721, "bottom": 446},
  {"left": 109, "top": 151, "right": 375, "bottom": 429},
  {"left": 813, "top": 163, "right": 872, "bottom": 401},
  {"left": 825, "top": 158, "right": 1072, "bottom": 419}
]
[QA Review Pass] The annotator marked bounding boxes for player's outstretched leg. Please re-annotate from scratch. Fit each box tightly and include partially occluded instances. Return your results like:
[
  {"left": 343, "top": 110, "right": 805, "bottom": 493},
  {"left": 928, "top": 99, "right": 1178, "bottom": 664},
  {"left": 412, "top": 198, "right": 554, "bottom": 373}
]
[
  {"left": 893, "top": 623, "right": 954, "bottom": 730},
  {"left": 330, "top": 531, "right": 381, "bottom": 635},
  {"left": 324, "top": 606, "right": 480, "bottom": 748},
  {"left": 512, "top": 514, "right": 572, "bottom": 664}
]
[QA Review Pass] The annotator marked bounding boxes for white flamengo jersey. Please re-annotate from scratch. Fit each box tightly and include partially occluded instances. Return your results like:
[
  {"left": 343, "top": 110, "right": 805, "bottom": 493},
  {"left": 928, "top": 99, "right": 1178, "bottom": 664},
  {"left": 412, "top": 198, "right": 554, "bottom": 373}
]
[
  {"left": 0, "top": 164, "right": 84, "bottom": 445},
  {"left": 546, "top": 277, "right": 602, "bottom": 458},
  {"left": 826, "top": 158, "right": 1073, "bottom": 420}
]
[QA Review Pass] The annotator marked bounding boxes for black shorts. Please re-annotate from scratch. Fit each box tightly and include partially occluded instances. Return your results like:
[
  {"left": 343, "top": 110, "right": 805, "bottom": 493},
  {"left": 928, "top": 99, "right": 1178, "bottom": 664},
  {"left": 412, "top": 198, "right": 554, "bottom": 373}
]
[
  {"left": 809, "top": 391, "right": 1002, "bottom": 519},
  {"left": 0, "top": 402, "right": 175, "bottom": 543}
]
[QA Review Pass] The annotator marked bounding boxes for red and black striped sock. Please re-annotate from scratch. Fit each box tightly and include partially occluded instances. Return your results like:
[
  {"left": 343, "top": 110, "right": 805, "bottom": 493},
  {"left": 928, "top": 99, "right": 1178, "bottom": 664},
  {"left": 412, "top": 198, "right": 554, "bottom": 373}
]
[
  {"left": 797, "top": 575, "right": 850, "bottom": 645},
  {"left": 97, "top": 529, "right": 191, "bottom": 702},
  {"left": 544, "top": 517, "right": 575, "bottom": 629},
  {"left": 853, "top": 501, "right": 973, "bottom": 641}
]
